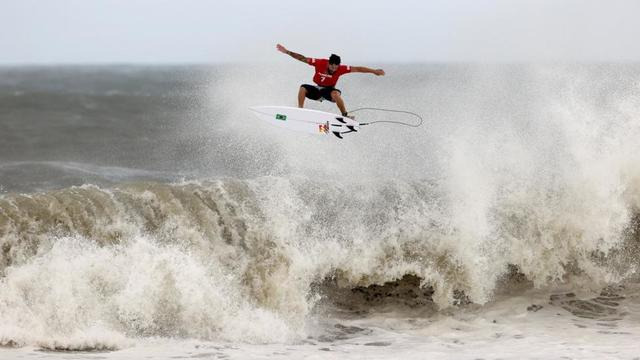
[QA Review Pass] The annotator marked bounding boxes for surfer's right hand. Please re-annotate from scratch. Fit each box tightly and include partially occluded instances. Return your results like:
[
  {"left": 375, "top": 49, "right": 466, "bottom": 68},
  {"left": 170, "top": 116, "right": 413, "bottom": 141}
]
[{"left": 276, "top": 44, "right": 288, "bottom": 54}]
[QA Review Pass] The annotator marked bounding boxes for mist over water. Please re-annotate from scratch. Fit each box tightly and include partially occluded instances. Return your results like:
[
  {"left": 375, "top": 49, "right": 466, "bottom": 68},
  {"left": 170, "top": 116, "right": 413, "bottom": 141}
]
[{"left": 1, "top": 64, "right": 640, "bottom": 358}]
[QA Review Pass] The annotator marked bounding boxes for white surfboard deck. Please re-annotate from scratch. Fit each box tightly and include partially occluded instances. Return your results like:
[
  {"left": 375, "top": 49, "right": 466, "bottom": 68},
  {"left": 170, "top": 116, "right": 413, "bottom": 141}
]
[{"left": 249, "top": 106, "right": 359, "bottom": 139}]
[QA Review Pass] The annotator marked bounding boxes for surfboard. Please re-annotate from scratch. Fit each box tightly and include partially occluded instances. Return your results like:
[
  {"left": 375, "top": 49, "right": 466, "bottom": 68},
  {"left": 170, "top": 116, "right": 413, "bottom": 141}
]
[{"left": 249, "top": 106, "right": 360, "bottom": 139}]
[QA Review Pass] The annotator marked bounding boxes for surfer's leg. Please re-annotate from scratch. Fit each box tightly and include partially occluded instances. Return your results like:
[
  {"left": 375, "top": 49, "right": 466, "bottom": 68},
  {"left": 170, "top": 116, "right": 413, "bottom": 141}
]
[
  {"left": 330, "top": 90, "right": 347, "bottom": 116},
  {"left": 300, "top": 85, "right": 321, "bottom": 107},
  {"left": 298, "top": 86, "right": 307, "bottom": 108}
]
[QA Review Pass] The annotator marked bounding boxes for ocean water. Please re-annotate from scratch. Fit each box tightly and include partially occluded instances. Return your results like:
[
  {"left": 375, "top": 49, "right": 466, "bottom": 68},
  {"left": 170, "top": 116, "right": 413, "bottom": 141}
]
[{"left": 1, "top": 64, "right": 640, "bottom": 359}]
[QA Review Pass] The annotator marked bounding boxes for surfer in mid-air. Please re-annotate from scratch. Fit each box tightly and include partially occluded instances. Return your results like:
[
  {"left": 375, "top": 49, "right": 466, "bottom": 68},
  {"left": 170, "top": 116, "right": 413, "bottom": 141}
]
[{"left": 276, "top": 44, "right": 385, "bottom": 119}]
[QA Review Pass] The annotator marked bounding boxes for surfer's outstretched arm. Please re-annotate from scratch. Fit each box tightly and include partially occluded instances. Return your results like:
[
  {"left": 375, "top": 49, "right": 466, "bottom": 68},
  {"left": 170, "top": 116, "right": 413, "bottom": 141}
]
[
  {"left": 276, "top": 44, "right": 308, "bottom": 64},
  {"left": 351, "top": 66, "right": 385, "bottom": 76}
]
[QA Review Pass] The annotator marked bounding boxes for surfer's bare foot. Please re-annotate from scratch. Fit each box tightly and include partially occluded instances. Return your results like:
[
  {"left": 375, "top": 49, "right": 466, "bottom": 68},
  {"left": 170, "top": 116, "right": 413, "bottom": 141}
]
[{"left": 342, "top": 112, "right": 355, "bottom": 120}]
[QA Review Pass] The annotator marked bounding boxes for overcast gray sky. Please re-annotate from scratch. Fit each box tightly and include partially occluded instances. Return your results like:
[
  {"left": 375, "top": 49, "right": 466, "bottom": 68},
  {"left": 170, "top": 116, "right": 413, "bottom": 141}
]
[{"left": 2, "top": 0, "right": 640, "bottom": 64}]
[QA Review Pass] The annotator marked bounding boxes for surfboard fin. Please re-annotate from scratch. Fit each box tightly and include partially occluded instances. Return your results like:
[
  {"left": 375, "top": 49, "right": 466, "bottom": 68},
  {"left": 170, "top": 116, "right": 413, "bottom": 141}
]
[
  {"left": 335, "top": 117, "right": 347, "bottom": 124},
  {"left": 332, "top": 132, "right": 343, "bottom": 139}
]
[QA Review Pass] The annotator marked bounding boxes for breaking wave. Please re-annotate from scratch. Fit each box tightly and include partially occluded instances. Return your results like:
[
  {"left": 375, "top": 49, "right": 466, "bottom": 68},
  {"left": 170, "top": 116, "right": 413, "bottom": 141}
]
[
  {"left": 3, "top": 63, "right": 640, "bottom": 350},
  {"left": 1, "top": 172, "right": 640, "bottom": 348}
]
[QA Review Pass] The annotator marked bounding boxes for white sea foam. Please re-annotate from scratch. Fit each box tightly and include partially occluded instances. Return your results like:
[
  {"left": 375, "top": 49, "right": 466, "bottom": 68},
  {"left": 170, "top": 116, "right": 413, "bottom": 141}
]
[{"left": 1, "top": 64, "right": 640, "bottom": 358}]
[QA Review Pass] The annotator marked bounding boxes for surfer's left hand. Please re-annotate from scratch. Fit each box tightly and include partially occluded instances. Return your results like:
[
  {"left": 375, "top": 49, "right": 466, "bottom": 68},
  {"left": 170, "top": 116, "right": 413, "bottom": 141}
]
[{"left": 374, "top": 69, "right": 385, "bottom": 76}]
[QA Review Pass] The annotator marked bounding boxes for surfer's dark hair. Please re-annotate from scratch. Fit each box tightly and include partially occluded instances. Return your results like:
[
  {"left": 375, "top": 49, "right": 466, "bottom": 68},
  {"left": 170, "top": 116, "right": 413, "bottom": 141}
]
[{"left": 329, "top": 54, "right": 341, "bottom": 65}]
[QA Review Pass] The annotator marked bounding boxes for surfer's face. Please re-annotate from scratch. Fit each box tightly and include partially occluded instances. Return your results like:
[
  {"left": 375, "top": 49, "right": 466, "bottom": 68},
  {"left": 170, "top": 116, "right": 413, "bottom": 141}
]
[{"left": 328, "top": 63, "right": 339, "bottom": 73}]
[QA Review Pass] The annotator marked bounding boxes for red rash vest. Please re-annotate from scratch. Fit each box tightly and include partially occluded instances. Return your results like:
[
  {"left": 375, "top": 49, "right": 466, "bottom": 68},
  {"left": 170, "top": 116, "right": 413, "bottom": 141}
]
[{"left": 307, "top": 58, "right": 351, "bottom": 87}]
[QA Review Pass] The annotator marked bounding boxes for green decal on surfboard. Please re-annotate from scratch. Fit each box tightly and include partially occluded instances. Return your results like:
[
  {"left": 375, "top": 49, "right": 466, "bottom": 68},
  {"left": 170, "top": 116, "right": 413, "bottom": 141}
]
[{"left": 275, "top": 114, "right": 287, "bottom": 121}]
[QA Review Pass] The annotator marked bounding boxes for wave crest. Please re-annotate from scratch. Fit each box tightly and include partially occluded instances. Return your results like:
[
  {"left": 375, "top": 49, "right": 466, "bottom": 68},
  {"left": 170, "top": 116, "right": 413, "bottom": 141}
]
[{"left": 0, "top": 175, "right": 639, "bottom": 345}]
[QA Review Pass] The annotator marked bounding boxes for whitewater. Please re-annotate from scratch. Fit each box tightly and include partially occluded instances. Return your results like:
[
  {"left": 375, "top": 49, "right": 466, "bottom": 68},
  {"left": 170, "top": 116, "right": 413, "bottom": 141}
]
[{"left": 1, "top": 64, "right": 640, "bottom": 359}]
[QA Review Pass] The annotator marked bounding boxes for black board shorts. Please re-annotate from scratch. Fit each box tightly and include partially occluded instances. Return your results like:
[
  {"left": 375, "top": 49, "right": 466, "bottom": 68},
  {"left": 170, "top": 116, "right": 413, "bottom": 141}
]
[{"left": 301, "top": 84, "right": 341, "bottom": 102}]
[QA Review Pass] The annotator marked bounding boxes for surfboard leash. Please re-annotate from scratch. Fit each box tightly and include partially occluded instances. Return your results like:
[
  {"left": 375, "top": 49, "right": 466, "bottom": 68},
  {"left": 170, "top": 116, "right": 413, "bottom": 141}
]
[{"left": 348, "top": 107, "right": 423, "bottom": 128}]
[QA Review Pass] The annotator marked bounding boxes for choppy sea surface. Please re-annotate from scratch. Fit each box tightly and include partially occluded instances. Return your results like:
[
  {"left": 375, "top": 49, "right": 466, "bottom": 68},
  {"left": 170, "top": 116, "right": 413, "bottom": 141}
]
[{"left": 1, "top": 64, "right": 640, "bottom": 359}]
